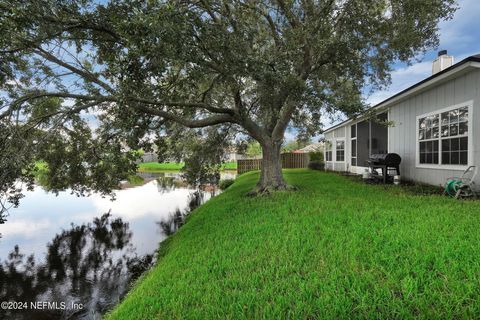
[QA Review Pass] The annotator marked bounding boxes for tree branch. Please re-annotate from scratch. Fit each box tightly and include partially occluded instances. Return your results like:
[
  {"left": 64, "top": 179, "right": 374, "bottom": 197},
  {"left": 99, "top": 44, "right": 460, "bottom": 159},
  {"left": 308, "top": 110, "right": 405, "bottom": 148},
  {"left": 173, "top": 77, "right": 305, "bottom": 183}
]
[
  {"left": 134, "top": 104, "right": 236, "bottom": 128},
  {"left": 272, "top": 101, "right": 296, "bottom": 140},
  {"left": 276, "top": 0, "right": 300, "bottom": 28},
  {"left": 232, "top": 90, "right": 266, "bottom": 143},
  {"left": 33, "top": 47, "right": 115, "bottom": 94},
  {"left": 0, "top": 92, "right": 104, "bottom": 121},
  {"left": 198, "top": 0, "right": 221, "bottom": 23},
  {"left": 131, "top": 97, "right": 235, "bottom": 115},
  {"left": 23, "top": 100, "right": 102, "bottom": 131},
  {"left": 263, "top": 11, "right": 281, "bottom": 47},
  {"left": 1, "top": 90, "right": 234, "bottom": 122},
  {"left": 2, "top": 91, "right": 236, "bottom": 129}
]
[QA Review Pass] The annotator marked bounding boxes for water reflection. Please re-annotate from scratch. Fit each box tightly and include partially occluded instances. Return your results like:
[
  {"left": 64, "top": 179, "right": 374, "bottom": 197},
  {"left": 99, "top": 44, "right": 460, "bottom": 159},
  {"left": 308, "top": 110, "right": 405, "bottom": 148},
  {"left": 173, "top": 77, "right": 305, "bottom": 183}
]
[
  {"left": 0, "top": 213, "right": 153, "bottom": 320},
  {"left": 155, "top": 177, "right": 188, "bottom": 193},
  {"left": 157, "top": 191, "right": 204, "bottom": 236},
  {"left": 137, "top": 170, "right": 237, "bottom": 183},
  {"left": 0, "top": 175, "right": 218, "bottom": 319}
]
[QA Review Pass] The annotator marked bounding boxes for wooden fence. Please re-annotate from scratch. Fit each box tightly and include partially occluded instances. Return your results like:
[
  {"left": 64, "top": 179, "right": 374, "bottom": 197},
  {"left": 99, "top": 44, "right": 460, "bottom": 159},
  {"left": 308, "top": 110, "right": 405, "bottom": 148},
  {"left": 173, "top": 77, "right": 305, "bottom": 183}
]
[{"left": 237, "top": 153, "right": 310, "bottom": 174}]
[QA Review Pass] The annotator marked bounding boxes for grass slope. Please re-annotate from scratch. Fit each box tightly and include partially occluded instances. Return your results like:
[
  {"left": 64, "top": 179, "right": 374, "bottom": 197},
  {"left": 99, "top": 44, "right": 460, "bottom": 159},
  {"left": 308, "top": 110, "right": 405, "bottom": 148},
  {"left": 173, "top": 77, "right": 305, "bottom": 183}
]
[
  {"left": 138, "top": 161, "right": 237, "bottom": 172},
  {"left": 107, "top": 169, "right": 480, "bottom": 319}
]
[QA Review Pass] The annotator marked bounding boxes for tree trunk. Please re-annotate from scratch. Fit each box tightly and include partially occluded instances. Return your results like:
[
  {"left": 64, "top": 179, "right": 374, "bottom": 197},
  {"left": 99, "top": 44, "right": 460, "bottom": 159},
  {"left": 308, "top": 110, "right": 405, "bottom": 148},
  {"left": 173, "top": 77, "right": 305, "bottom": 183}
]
[{"left": 255, "top": 140, "right": 287, "bottom": 193}]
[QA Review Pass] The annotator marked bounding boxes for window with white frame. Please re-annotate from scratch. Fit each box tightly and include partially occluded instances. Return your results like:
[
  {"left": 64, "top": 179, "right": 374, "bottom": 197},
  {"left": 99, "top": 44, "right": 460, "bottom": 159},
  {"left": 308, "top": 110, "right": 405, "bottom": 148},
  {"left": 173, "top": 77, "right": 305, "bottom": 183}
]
[
  {"left": 351, "top": 124, "right": 357, "bottom": 166},
  {"left": 336, "top": 140, "right": 345, "bottom": 162},
  {"left": 325, "top": 140, "right": 333, "bottom": 161},
  {"left": 418, "top": 105, "right": 469, "bottom": 166}
]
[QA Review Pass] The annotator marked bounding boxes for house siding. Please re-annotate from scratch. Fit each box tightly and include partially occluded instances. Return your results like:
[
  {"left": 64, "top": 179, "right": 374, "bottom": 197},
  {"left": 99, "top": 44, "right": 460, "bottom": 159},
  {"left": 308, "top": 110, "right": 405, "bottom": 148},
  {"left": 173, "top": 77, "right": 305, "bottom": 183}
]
[
  {"left": 388, "top": 69, "right": 479, "bottom": 186},
  {"left": 324, "top": 67, "right": 480, "bottom": 187}
]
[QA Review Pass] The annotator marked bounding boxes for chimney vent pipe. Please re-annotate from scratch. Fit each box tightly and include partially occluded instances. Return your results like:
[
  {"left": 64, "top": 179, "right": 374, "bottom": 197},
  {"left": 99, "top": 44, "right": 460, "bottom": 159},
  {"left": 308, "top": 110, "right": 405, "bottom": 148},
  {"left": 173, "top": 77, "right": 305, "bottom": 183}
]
[
  {"left": 438, "top": 50, "right": 448, "bottom": 56},
  {"left": 432, "top": 51, "right": 453, "bottom": 75}
]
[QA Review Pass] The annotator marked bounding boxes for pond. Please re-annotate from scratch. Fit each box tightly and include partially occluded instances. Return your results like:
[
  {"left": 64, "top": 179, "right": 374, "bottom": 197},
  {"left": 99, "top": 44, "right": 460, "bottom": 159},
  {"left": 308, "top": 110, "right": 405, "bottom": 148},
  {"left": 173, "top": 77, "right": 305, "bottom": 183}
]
[{"left": 0, "top": 171, "right": 235, "bottom": 320}]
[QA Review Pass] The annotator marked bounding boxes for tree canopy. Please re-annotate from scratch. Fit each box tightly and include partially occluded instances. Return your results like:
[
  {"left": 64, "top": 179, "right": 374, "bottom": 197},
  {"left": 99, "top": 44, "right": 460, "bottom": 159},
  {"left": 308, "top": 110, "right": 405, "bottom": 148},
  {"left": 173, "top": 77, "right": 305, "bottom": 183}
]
[{"left": 0, "top": 0, "right": 456, "bottom": 212}]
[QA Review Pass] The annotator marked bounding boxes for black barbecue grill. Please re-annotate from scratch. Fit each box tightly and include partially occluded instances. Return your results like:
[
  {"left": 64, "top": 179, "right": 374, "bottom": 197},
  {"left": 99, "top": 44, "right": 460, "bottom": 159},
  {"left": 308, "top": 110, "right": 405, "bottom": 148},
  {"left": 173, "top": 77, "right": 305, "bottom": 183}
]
[{"left": 367, "top": 153, "right": 401, "bottom": 183}]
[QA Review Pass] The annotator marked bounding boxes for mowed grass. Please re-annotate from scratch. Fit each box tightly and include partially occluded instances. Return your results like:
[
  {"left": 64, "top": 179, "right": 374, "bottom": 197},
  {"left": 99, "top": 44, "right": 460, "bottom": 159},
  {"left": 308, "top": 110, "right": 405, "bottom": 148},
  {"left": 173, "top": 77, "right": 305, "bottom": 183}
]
[
  {"left": 137, "top": 161, "right": 237, "bottom": 172},
  {"left": 222, "top": 161, "right": 238, "bottom": 170},
  {"left": 107, "top": 169, "right": 480, "bottom": 319},
  {"left": 137, "top": 162, "right": 185, "bottom": 171}
]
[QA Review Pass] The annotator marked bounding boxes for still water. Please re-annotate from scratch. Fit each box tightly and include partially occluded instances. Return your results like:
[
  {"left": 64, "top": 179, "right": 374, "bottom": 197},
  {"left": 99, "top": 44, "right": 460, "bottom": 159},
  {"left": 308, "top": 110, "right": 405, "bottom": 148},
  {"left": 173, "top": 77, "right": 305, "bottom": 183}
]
[{"left": 0, "top": 171, "right": 234, "bottom": 319}]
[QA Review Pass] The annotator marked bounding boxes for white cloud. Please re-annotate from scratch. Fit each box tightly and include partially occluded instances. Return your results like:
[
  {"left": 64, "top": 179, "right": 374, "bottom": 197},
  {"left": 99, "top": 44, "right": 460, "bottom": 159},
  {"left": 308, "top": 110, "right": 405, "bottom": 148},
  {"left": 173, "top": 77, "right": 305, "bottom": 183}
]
[
  {"left": 89, "top": 180, "right": 199, "bottom": 221},
  {"left": 365, "top": 61, "right": 431, "bottom": 105},
  {"left": 438, "top": 0, "right": 480, "bottom": 49},
  {"left": 0, "top": 181, "right": 205, "bottom": 259},
  {"left": 5, "top": 79, "right": 18, "bottom": 86},
  {"left": 62, "top": 98, "right": 75, "bottom": 107},
  {"left": 366, "top": 50, "right": 478, "bottom": 107},
  {"left": 0, "top": 219, "right": 51, "bottom": 238},
  {"left": 283, "top": 130, "right": 296, "bottom": 142},
  {"left": 365, "top": 0, "right": 480, "bottom": 107}
]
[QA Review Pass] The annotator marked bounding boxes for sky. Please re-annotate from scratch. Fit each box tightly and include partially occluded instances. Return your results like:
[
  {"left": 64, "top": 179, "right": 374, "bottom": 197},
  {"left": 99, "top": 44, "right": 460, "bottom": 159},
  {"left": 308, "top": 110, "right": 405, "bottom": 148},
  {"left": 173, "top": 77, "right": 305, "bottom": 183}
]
[
  {"left": 287, "top": 0, "right": 480, "bottom": 142},
  {"left": 365, "top": 0, "right": 480, "bottom": 107}
]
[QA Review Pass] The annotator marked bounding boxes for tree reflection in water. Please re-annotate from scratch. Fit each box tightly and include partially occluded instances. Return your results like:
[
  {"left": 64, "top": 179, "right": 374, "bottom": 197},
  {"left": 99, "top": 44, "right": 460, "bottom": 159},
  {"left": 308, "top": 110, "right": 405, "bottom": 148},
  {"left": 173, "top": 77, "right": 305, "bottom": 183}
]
[
  {"left": 157, "top": 191, "right": 205, "bottom": 236},
  {"left": 135, "top": 172, "right": 188, "bottom": 193},
  {"left": 155, "top": 176, "right": 187, "bottom": 193},
  {"left": 0, "top": 212, "right": 153, "bottom": 320},
  {"left": 0, "top": 189, "right": 209, "bottom": 320}
]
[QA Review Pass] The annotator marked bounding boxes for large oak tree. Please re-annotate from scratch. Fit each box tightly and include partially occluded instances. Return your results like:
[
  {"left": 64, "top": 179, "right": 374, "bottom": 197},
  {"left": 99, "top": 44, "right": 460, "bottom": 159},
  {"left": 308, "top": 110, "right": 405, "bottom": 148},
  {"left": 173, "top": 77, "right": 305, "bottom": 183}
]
[{"left": 0, "top": 0, "right": 456, "bottom": 210}]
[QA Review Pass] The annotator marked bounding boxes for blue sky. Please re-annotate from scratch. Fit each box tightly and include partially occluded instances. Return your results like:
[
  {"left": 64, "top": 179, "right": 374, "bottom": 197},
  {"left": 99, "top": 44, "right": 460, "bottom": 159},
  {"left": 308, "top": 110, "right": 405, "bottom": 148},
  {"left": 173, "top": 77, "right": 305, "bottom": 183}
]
[
  {"left": 365, "top": 0, "right": 480, "bottom": 107},
  {"left": 289, "top": 0, "right": 480, "bottom": 142}
]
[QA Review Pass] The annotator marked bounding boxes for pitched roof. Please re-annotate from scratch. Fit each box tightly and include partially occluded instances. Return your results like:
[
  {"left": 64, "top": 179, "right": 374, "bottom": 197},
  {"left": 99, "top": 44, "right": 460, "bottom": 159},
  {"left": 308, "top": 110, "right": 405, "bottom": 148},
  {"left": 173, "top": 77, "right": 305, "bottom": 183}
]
[
  {"left": 296, "top": 142, "right": 324, "bottom": 153},
  {"left": 324, "top": 54, "right": 480, "bottom": 133}
]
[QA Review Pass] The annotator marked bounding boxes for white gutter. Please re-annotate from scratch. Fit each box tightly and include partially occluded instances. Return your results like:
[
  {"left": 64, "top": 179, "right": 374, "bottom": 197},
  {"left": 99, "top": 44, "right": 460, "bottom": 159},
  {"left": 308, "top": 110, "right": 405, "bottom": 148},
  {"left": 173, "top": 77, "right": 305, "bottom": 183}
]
[{"left": 324, "top": 61, "right": 480, "bottom": 133}]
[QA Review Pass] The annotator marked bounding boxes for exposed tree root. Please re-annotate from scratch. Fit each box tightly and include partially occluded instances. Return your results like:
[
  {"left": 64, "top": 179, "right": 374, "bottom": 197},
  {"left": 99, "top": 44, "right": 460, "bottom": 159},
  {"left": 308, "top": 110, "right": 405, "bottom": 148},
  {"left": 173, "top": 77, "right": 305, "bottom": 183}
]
[{"left": 246, "top": 184, "right": 298, "bottom": 197}]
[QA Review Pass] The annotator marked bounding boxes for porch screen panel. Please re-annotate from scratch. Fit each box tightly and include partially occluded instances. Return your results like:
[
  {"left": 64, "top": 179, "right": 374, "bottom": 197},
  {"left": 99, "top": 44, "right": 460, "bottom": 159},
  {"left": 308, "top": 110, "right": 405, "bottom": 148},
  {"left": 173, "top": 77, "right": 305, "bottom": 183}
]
[
  {"left": 356, "top": 120, "right": 370, "bottom": 167},
  {"left": 371, "top": 112, "right": 388, "bottom": 154},
  {"left": 351, "top": 124, "right": 357, "bottom": 166}
]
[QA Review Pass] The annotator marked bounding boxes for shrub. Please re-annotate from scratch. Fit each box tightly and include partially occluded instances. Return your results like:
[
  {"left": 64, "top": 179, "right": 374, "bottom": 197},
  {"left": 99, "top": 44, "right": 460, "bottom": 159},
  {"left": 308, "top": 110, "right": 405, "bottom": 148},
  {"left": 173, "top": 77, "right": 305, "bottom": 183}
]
[
  {"left": 127, "top": 175, "right": 145, "bottom": 186},
  {"left": 309, "top": 151, "right": 324, "bottom": 162},
  {"left": 308, "top": 160, "right": 324, "bottom": 171},
  {"left": 219, "top": 179, "right": 235, "bottom": 190}
]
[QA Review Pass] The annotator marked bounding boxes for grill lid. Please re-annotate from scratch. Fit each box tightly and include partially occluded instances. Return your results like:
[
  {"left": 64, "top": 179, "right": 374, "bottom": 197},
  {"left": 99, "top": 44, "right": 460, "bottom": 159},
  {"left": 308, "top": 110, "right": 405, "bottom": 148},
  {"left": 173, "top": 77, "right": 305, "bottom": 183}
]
[{"left": 368, "top": 153, "right": 401, "bottom": 166}]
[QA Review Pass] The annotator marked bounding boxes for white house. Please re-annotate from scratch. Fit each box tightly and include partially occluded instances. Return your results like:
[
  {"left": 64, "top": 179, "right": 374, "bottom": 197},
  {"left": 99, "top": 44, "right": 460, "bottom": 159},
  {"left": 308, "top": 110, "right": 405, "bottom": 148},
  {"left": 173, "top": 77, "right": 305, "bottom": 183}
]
[{"left": 323, "top": 51, "right": 480, "bottom": 186}]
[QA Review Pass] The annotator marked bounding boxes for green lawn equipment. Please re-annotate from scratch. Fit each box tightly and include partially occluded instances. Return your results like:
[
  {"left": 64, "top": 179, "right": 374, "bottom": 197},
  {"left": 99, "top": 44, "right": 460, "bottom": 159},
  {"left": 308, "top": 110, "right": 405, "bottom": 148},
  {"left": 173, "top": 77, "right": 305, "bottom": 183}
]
[{"left": 444, "top": 166, "right": 477, "bottom": 199}]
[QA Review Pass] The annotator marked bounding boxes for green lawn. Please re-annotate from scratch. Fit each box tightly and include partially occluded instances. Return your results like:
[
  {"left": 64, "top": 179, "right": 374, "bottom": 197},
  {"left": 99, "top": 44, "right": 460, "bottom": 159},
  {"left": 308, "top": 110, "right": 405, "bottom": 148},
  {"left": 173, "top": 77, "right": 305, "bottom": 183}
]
[
  {"left": 138, "top": 161, "right": 237, "bottom": 172},
  {"left": 222, "top": 161, "right": 238, "bottom": 170},
  {"left": 107, "top": 169, "right": 480, "bottom": 319},
  {"left": 138, "top": 162, "right": 185, "bottom": 171}
]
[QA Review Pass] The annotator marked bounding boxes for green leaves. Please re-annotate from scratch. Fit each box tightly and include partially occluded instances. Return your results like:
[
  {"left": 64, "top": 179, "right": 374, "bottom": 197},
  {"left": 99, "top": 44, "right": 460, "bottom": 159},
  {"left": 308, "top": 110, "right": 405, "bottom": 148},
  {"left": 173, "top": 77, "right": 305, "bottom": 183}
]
[
  {"left": 0, "top": 0, "right": 457, "bottom": 206},
  {"left": 29, "top": 97, "right": 62, "bottom": 123}
]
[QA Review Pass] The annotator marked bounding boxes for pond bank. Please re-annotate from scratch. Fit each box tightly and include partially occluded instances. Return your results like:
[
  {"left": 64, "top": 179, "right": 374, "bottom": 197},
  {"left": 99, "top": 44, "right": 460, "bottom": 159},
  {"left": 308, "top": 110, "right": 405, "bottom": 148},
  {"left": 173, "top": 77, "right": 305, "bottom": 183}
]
[{"left": 107, "top": 169, "right": 480, "bottom": 319}]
